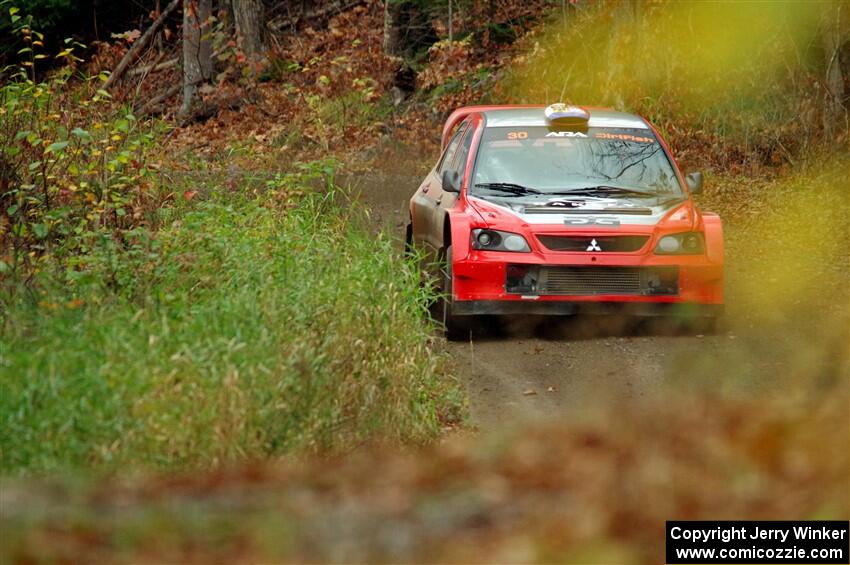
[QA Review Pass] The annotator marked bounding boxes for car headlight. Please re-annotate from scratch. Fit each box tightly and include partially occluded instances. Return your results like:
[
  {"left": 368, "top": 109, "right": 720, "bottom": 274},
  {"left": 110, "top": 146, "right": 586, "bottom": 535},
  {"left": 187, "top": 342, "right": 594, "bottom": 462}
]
[
  {"left": 654, "top": 232, "right": 705, "bottom": 255},
  {"left": 471, "top": 229, "right": 531, "bottom": 252}
]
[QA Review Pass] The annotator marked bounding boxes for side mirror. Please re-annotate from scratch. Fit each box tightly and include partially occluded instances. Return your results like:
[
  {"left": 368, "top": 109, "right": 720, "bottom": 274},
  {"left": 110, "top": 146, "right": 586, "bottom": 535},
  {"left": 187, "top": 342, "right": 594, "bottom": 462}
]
[
  {"left": 441, "top": 169, "right": 461, "bottom": 193},
  {"left": 685, "top": 171, "right": 704, "bottom": 195}
]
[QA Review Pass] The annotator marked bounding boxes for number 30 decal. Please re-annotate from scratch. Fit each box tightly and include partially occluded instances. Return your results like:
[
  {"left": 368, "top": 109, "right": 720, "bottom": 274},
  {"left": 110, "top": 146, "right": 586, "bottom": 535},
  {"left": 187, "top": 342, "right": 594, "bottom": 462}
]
[{"left": 507, "top": 131, "right": 528, "bottom": 140}]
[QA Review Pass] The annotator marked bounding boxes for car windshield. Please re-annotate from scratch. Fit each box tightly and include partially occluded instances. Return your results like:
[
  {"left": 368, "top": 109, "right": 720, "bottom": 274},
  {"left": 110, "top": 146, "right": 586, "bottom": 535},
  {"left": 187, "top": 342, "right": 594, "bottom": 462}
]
[{"left": 471, "top": 126, "right": 683, "bottom": 197}]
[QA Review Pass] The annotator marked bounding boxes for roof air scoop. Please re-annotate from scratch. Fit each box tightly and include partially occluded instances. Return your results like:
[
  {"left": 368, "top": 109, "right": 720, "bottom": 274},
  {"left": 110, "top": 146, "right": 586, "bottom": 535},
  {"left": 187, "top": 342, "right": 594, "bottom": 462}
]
[{"left": 544, "top": 103, "right": 590, "bottom": 130}]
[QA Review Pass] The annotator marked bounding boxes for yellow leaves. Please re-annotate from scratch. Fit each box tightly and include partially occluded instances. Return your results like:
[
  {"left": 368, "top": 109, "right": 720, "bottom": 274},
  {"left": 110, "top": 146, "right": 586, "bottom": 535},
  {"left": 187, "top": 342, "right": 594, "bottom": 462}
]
[{"left": 38, "top": 299, "right": 85, "bottom": 310}]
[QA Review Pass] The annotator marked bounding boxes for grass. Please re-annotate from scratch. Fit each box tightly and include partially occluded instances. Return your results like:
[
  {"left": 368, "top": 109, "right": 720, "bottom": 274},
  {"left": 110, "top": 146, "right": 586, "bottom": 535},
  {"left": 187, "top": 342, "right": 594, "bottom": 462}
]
[{"left": 0, "top": 167, "right": 464, "bottom": 474}]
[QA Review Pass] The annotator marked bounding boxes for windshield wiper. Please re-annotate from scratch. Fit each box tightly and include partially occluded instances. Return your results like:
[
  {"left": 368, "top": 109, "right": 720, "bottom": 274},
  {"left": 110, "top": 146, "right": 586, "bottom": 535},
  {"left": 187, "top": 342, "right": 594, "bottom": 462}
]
[
  {"left": 549, "top": 185, "right": 657, "bottom": 197},
  {"left": 475, "top": 182, "right": 542, "bottom": 196}
]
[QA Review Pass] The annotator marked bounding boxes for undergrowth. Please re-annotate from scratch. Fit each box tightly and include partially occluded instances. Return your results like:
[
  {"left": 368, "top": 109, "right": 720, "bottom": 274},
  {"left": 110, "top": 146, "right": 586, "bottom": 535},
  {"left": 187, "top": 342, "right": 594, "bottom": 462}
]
[{"left": 0, "top": 167, "right": 463, "bottom": 474}]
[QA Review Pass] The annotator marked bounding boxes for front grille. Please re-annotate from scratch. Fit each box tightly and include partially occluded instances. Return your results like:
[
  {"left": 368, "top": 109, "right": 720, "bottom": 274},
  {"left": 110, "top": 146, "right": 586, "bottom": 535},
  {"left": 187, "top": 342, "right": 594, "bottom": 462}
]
[
  {"left": 537, "top": 235, "right": 649, "bottom": 252},
  {"left": 506, "top": 265, "right": 679, "bottom": 296}
]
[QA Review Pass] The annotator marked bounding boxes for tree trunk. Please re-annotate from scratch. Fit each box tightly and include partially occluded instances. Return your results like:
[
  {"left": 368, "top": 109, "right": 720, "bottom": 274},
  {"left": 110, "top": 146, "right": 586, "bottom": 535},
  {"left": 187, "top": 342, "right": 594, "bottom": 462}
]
[
  {"left": 199, "top": 0, "right": 213, "bottom": 79},
  {"left": 233, "top": 0, "right": 266, "bottom": 59},
  {"left": 383, "top": 1, "right": 436, "bottom": 59},
  {"left": 180, "top": 0, "right": 212, "bottom": 117},
  {"left": 383, "top": 0, "right": 404, "bottom": 57},
  {"left": 822, "top": 2, "right": 846, "bottom": 136},
  {"left": 604, "top": 0, "right": 640, "bottom": 108},
  {"left": 447, "top": 0, "right": 453, "bottom": 44}
]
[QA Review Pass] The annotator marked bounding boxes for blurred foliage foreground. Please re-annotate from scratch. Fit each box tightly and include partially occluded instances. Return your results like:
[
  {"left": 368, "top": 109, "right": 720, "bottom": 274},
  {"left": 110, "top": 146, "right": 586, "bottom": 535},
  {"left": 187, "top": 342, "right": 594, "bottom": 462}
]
[{"left": 1, "top": 384, "right": 846, "bottom": 564}]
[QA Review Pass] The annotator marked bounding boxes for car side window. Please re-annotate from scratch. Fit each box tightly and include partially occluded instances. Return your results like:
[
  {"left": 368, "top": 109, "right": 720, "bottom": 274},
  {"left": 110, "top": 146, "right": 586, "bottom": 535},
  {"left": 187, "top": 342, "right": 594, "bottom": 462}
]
[
  {"left": 450, "top": 126, "right": 474, "bottom": 179},
  {"left": 437, "top": 123, "right": 468, "bottom": 174}
]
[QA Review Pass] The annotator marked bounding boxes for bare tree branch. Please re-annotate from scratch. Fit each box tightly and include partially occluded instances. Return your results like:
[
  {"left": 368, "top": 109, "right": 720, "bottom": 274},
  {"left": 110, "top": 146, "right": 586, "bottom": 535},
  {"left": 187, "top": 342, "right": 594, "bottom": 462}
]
[{"left": 103, "top": 0, "right": 181, "bottom": 91}]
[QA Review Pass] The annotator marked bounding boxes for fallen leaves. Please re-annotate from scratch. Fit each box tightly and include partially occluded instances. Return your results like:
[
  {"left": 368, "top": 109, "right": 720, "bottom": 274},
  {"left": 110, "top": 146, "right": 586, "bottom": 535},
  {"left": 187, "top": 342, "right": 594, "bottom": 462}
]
[{"left": 112, "top": 29, "right": 142, "bottom": 44}]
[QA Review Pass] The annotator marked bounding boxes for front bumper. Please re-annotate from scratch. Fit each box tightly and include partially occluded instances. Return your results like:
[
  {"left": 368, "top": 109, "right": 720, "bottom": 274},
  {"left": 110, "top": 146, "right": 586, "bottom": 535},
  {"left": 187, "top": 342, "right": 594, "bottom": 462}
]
[
  {"left": 453, "top": 300, "right": 724, "bottom": 317},
  {"left": 452, "top": 249, "right": 724, "bottom": 316}
]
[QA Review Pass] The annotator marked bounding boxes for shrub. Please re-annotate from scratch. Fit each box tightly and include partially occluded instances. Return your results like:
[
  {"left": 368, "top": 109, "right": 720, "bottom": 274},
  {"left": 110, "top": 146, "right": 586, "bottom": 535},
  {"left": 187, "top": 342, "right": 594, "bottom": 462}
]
[
  {"left": 0, "top": 0, "right": 74, "bottom": 63},
  {"left": 0, "top": 9, "right": 160, "bottom": 294}
]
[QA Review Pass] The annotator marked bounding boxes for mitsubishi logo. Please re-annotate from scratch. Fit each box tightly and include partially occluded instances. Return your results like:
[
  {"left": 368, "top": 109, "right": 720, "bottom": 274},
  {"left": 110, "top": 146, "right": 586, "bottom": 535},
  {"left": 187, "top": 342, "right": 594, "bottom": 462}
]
[{"left": 586, "top": 238, "right": 602, "bottom": 252}]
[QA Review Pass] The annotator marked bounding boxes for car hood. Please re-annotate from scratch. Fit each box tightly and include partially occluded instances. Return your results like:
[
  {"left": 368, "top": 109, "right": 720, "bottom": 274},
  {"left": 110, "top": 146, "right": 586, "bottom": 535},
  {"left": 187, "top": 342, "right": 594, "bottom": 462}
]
[{"left": 467, "top": 195, "right": 696, "bottom": 230}]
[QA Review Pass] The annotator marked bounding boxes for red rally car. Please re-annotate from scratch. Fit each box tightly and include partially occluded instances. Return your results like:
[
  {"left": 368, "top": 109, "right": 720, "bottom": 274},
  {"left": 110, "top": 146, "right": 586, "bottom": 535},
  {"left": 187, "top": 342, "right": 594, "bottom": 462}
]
[{"left": 407, "top": 104, "right": 724, "bottom": 339}]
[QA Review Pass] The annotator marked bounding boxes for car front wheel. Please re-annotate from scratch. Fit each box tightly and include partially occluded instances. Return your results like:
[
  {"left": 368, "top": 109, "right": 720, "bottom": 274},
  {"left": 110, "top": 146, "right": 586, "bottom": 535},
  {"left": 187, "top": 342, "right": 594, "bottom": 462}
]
[{"left": 436, "top": 245, "right": 471, "bottom": 341}]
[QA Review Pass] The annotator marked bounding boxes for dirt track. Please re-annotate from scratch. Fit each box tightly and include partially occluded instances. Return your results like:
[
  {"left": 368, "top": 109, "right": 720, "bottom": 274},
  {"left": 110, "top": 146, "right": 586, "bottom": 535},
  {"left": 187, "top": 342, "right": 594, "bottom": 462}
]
[
  {"left": 350, "top": 170, "right": 842, "bottom": 427},
  {"left": 448, "top": 322, "right": 733, "bottom": 424}
]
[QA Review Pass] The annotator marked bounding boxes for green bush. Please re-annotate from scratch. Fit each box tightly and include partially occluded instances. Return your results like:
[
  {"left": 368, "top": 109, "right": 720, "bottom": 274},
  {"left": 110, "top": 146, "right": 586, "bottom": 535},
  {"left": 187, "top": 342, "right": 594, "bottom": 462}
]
[
  {"left": 0, "top": 11, "right": 159, "bottom": 290},
  {"left": 310, "top": 87, "right": 392, "bottom": 133},
  {"left": 0, "top": 170, "right": 464, "bottom": 474},
  {"left": 0, "top": 0, "right": 75, "bottom": 62}
]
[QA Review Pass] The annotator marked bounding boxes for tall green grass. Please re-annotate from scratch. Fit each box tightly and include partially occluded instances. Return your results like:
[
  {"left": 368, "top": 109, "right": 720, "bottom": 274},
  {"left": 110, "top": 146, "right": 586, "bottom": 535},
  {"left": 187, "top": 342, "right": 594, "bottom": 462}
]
[{"left": 0, "top": 172, "right": 463, "bottom": 474}]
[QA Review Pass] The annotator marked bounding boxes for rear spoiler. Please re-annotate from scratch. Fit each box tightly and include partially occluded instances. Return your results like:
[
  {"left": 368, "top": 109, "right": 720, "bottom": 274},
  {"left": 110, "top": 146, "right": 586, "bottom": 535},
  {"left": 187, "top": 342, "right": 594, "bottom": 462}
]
[{"left": 440, "top": 105, "right": 544, "bottom": 149}]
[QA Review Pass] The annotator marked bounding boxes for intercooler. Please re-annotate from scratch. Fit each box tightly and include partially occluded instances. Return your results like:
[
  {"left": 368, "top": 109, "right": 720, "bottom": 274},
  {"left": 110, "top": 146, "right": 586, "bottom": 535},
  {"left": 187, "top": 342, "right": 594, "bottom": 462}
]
[{"left": 506, "top": 265, "right": 679, "bottom": 296}]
